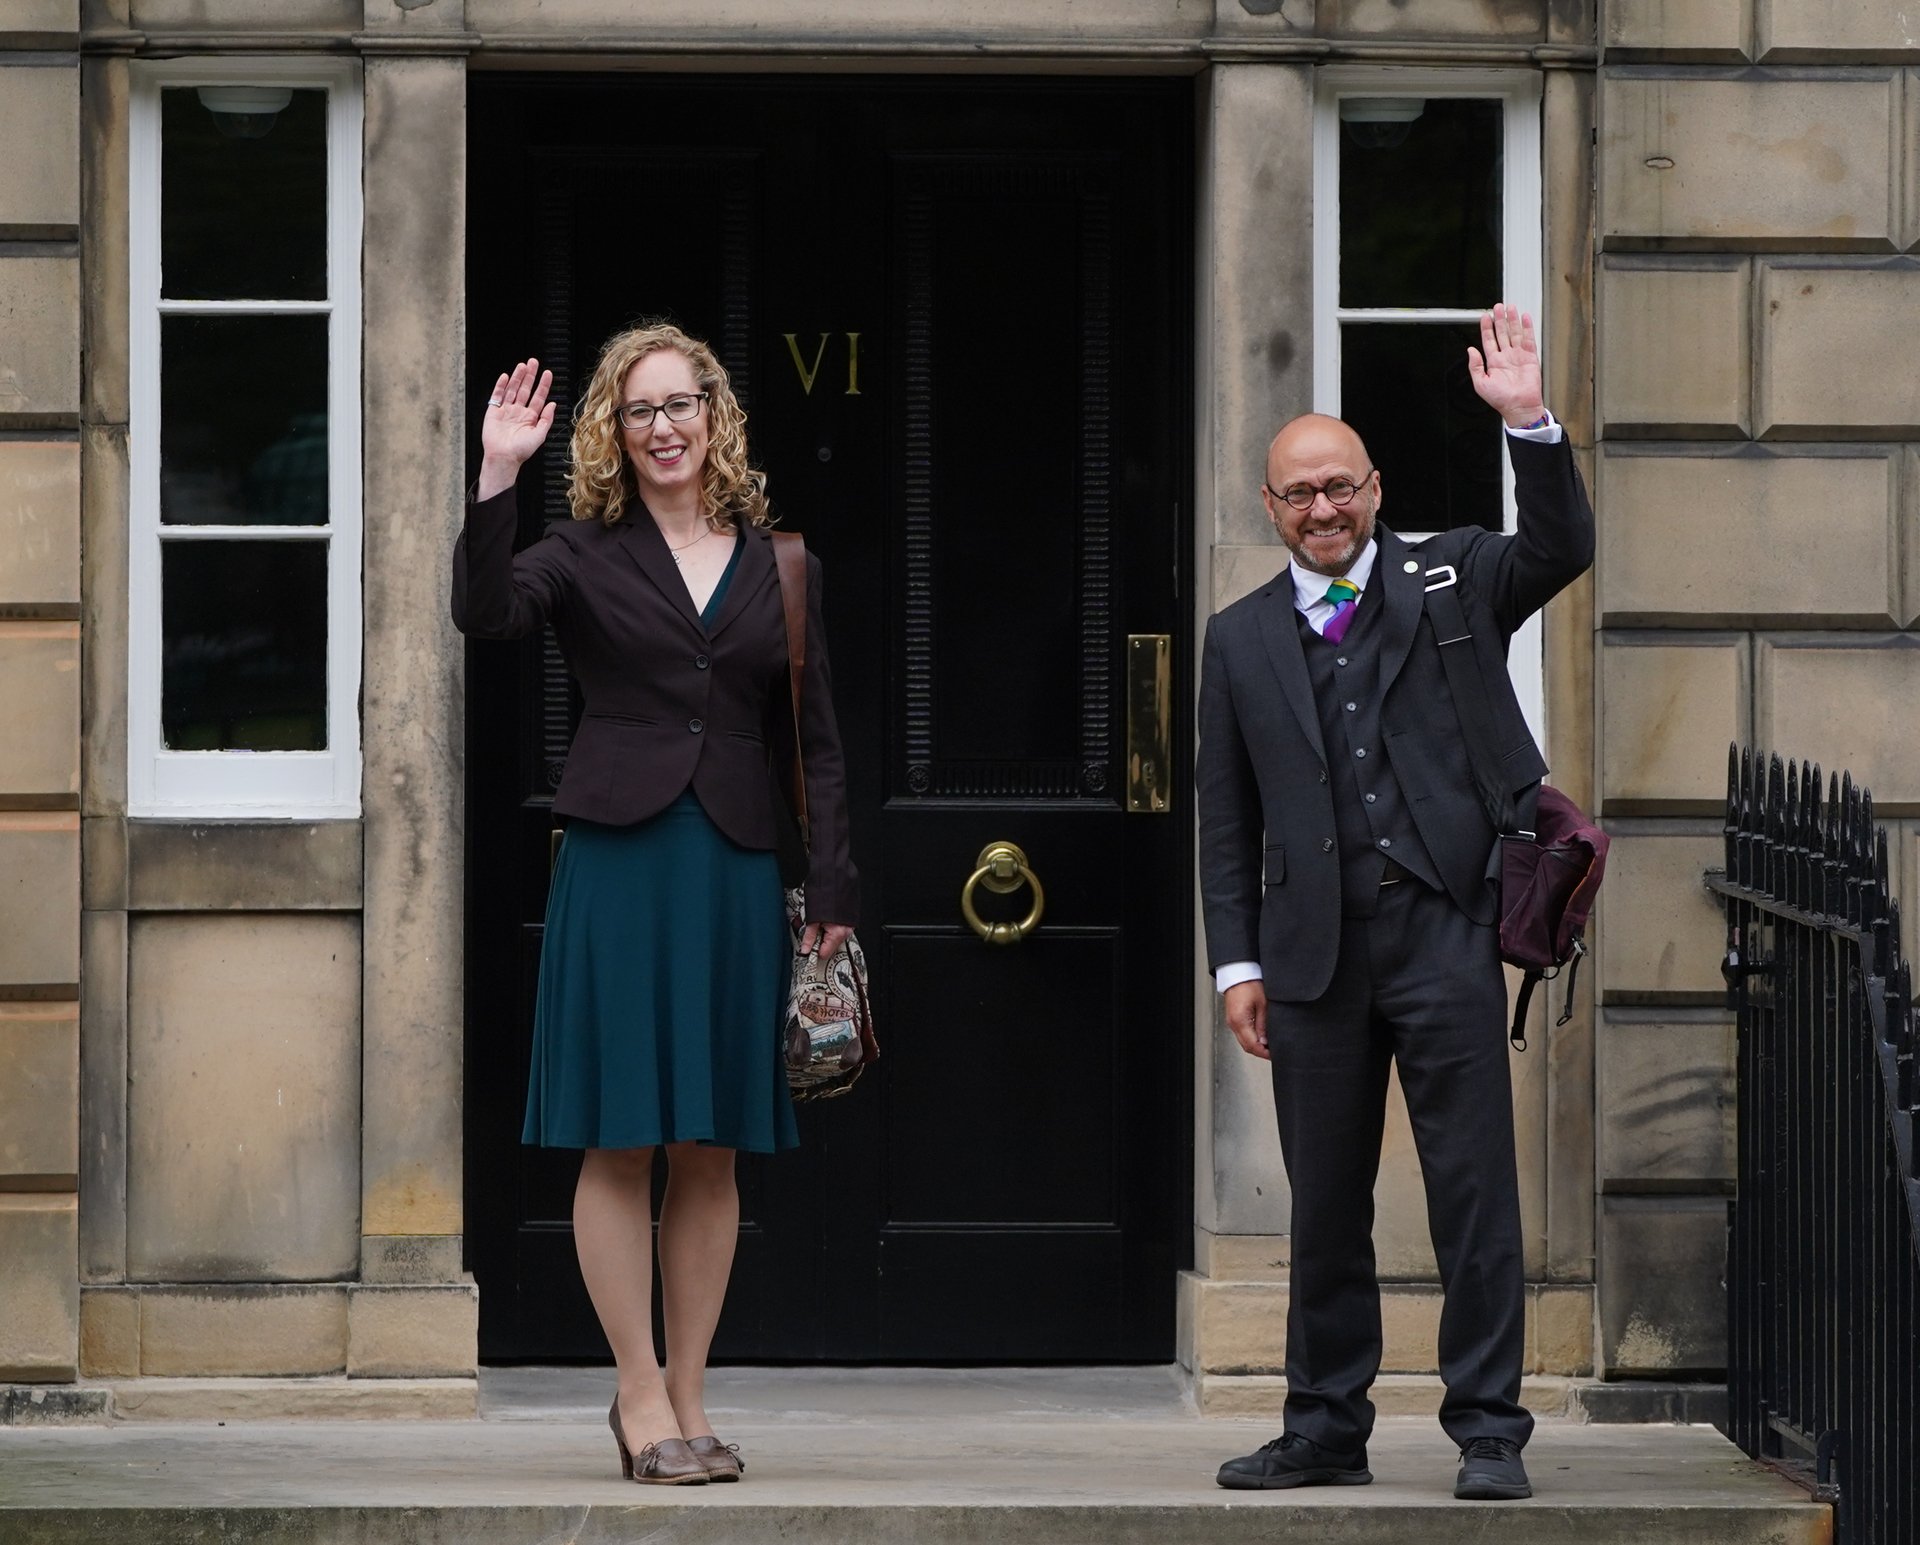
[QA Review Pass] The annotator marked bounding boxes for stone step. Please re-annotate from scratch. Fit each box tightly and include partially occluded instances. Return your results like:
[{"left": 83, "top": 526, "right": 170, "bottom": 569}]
[{"left": 0, "top": 1367, "right": 1828, "bottom": 1545}]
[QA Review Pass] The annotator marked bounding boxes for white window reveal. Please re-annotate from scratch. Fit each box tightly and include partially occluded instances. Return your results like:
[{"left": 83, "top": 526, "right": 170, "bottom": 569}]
[
  {"left": 128, "top": 60, "right": 362, "bottom": 816},
  {"left": 1312, "top": 68, "right": 1547, "bottom": 747}
]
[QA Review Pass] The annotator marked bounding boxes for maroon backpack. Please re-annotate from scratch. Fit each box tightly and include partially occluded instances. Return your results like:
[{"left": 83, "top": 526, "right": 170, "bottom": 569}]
[{"left": 1423, "top": 569, "right": 1609, "bottom": 1049}]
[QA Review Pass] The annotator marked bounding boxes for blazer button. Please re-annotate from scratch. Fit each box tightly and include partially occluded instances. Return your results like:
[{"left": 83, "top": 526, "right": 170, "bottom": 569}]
[
  {"left": 1321, "top": 838, "right": 1334, "bottom": 853},
  {"left": 689, "top": 718, "right": 704, "bottom": 733},
  {"left": 695, "top": 654, "right": 710, "bottom": 670}
]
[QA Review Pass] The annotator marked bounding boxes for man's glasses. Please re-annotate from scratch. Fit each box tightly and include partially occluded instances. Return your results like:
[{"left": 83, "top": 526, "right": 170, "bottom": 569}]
[
  {"left": 1265, "top": 469, "right": 1375, "bottom": 511},
  {"left": 616, "top": 392, "right": 710, "bottom": 430}
]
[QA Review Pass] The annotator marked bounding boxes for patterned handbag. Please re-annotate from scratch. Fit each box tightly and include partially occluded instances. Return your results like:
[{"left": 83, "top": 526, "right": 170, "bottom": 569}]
[{"left": 772, "top": 532, "right": 879, "bottom": 1101}]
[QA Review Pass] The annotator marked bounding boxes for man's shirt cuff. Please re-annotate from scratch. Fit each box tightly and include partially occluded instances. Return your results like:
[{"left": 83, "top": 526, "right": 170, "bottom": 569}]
[
  {"left": 1216, "top": 961, "right": 1263, "bottom": 994},
  {"left": 1505, "top": 410, "right": 1563, "bottom": 444}
]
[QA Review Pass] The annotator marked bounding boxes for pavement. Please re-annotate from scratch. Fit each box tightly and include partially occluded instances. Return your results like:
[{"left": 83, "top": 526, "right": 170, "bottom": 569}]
[{"left": 0, "top": 1366, "right": 1829, "bottom": 1544}]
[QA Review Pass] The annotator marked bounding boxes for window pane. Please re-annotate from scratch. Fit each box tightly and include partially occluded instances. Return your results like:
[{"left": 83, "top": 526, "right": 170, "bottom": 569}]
[
  {"left": 162, "top": 541, "right": 328, "bottom": 751},
  {"left": 161, "top": 86, "right": 326, "bottom": 300},
  {"left": 1340, "top": 322, "right": 1503, "bottom": 534},
  {"left": 161, "top": 314, "right": 328, "bottom": 526},
  {"left": 1340, "top": 97, "right": 1502, "bottom": 310}
]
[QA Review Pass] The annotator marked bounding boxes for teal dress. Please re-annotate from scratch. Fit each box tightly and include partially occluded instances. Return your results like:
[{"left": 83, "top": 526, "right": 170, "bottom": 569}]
[{"left": 523, "top": 532, "right": 800, "bottom": 1153}]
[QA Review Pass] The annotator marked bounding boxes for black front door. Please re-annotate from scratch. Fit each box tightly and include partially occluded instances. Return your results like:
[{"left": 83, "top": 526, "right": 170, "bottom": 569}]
[{"left": 465, "top": 76, "right": 1192, "bottom": 1362}]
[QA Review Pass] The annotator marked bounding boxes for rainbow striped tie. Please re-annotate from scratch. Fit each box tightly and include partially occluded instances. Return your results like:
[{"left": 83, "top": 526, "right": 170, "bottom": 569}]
[{"left": 1321, "top": 578, "right": 1361, "bottom": 643}]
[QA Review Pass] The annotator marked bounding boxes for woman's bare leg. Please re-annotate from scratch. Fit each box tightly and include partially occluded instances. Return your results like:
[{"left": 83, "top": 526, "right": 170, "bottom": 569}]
[
  {"left": 658, "top": 1142, "right": 741, "bottom": 1439},
  {"left": 574, "top": 1146, "right": 682, "bottom": 1445}
]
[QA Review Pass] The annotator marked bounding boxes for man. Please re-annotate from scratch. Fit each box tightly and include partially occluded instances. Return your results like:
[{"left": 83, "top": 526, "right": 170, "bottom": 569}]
[{"left": 1196, "top": 305, "right": 1593, "bottom": 1502}]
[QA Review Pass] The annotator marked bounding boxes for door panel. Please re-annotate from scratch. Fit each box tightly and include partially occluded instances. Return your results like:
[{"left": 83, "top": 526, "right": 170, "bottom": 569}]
[{"left": 466, "top": 76, "right": 1191, "bottom": 1363}]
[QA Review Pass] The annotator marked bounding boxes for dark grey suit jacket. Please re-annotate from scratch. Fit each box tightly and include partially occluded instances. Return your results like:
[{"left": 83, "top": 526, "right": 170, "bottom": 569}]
[
  {"left": 1196, "top": 435, "right": 1594, "bottom": 1002},
  {"left": 452, "top": 487, "right": 859, "bottom": 924}
]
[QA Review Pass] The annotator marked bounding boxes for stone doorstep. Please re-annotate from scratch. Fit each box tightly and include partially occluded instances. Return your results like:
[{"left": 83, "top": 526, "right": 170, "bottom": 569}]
[
  {"left": 81, "top": 1378, "right": 478, "bottom": 1423},
  {"left": 1193, "top": 1373, "right": 1577, "bottom": 1421}
]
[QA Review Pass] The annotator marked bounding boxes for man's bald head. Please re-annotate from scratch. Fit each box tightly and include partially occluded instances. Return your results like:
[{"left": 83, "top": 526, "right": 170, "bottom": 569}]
[
  {"left": 1266, "top": 413, "right": 1370, "bottom": 489},
  {"left": 1261, "top": 413, "right": 1381, "bottom": 578}
]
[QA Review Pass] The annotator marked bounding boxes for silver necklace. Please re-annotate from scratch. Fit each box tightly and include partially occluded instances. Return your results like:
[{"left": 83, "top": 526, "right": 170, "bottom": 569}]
[{"left": 665, "top": 526, "right": 712, "bottom": 565}]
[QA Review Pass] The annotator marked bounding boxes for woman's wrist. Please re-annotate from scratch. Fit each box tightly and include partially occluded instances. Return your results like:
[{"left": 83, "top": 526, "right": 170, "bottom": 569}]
[{"left": 475, "top": 456, "right": 523, "bottom": 502}]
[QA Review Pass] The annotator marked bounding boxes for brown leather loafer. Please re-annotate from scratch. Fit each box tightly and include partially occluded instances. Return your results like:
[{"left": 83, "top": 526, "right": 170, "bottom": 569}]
[
  {"left": 608, "top": 1399, "right": 709, "bottom": 1485},
  {"left": 687, "top": 1434, "right": 745, "bottom": 1481}
]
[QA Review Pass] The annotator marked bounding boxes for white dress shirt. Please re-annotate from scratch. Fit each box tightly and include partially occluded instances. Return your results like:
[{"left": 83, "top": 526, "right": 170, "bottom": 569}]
[{"left": 1214, "top": 414, "right": 1564, "bottom": 996}]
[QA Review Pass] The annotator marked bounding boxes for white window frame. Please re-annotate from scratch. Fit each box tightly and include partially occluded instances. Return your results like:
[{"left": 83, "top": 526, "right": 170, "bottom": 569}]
[
  {"left": 1312, "top": 67, "right": 1547, "bottom": 747},
  {"left": 128, "top": 58, "right": 363, "bottom": 818}
]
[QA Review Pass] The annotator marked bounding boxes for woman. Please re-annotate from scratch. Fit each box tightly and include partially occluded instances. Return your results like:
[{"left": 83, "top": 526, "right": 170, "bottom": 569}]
[{"left": 452, "top": 325, "right": 857, "bottom": 1485}]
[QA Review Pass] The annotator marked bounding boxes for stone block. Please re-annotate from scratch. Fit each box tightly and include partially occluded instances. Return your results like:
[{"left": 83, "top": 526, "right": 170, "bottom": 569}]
[
  {"left": 77, "top": 906, "right": 126, "bottom": 1282},
  {"left": 1545, "top": 71, "right": 1597, "bottom": 444},
  {"left": 1599, "top": 1197, "right": 1728, "bottom": 1374},
  {"left": 360, "top": 1233, "right": 465, "bottom": 1285},
  {"left": 0, "top": 255, "right": 80, "bottom": 421},
  {"left": 126, "top": 913, "right": 361, "bottom": 1282},
  {"left": 1602, "top": 0, "right": 1748, "bottom": 59},
  {"left": 1597, "top": 821, "right": 1728, "bottom": 1003},
  {"left": 1598, "top": 261, "right": 1749, "bottom": 436},
  {"left": 79, "top": 422, "right": 127, "bottom": 816},
  {"left": 1756, "top": 636, "right": 1920, "bottom": 811},
  {"left": 1378, "top": 1284, "right": 1441, "bottom": 1373},
  {"left": 0, "top": 813, "right": 77, "bottom": 987},
  {"left": 1200, "top": 63, "right": 1314, "bottom": 549},
  {"left": 0, "top": 1002, "right": 78, "bottom": 1185},
  {"left": 0, "top": 1, "right": 80, "bottom": 40},
  {"left": 1178, "top": 1272, "right": 1287, "bottom": 1375},
  {"left": 1318, "top": 0, "right": 1541, "bottom": 37},
  {"left": 1535, "top": 1285, "right": 1595, "bottom": 1375},
  {"left": 1756, "top": 0, "right": 1920, "bottom": 60},
  {"left": 128, "top": 0, "right": 358, "bottom": 27},
  {"left": 107, "top": 1375, "right": 477, "bottom": 1420},
  {"left": 0, "top": 1193, "right": 78, "bottom": 1381},
  {"left": 1192, "top": 1231, "right": 1288, "bottom": 1282},
  {"left": 1757, "top": 261, "right": 1920, "bottom": 435},
  {"left": 1208, "top": 987, "right": 1290, "bottom": 1237},
  {"left": 0, "top": 65, "right": 78, "bottom": 234},
  {"left": 0, "top": 621, "right": 79, "bottom": 800},
  {"left": 361, "top": 57, "right": 467, "bottom": 1247},
  {"left": 1600, "top": 75, "right": 1898, "bottom": 250},
  {"left": 1598, "top": 1011, "right": 1736, "bottom": 1188},
  {"left": 0, "top": 441, "right": 77, "bottom": 612},
  {"left": 138, "top": 1285, "right": 348, "bottom": 1377},
  {"left": 78, "top": 1285, "right": 138, "bottom": 1378},
  {"left": 124, "top": 819, "right": 363, "bottom": 910},
  {"left": 1598, "top": 447, "right": 1898, "bottom": 626},
  {"left": 347, "top": 1283, "right": 478, "bottom": 1378},
  {"left": 1598, "top": 634, "right": 1751, "bottom": 814},
  {"left": 1211, "top": 543, "right": 1287, "bottom": 611},
  {"left": 81, "top": 57, "right": 128, "bottom": 429},
  {"left": 461, "top": 0, "right": 1206, "bottom": 40}
]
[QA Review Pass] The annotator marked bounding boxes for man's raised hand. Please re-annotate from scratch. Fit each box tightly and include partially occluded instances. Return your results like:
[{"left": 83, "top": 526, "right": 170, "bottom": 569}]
[{"left": 1466, "top": 303, "right": 1547, "bottom": 431}]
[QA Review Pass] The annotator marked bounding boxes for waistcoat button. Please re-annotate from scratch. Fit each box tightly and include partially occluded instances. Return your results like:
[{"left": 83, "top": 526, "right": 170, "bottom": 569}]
[
  {"left": 689, "top": 718, "right": 704, "bottom": 733},
  {"left": 1321, "top": 838, "right": 1334, "bottom": 853},
  {"left": 695, "top": 654, "right": 710, "bottom": 670},
  {"left": 1378, "top": 837, "right": 1392, "bottom": 849}
]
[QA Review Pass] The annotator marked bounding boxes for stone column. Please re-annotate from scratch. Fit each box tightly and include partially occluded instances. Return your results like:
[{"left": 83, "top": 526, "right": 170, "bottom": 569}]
[
  {"left": 0, "top": 2, "right": 83, "bottom": 1387},
  {"left": 356, "top": 12, "right": 481, "bottom": 1372}
]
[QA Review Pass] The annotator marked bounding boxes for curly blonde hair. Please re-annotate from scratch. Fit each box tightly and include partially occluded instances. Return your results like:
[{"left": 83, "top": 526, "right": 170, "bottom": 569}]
[{"left": 567, "top": 322, "right": 771, "bottom": 529}]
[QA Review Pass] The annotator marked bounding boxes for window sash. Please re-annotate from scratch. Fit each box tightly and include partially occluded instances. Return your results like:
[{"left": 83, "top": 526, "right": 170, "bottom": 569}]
[
  {"left": 128, "top": 59, "right": 363, "bottom": 818},
  {"left": 1311, "top": 66, "right": 1547, "bottom": 748}
]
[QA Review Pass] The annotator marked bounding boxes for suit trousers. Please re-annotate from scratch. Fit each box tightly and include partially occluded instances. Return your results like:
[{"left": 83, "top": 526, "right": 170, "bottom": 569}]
[{"left": 1266, "top": 876, "right": 1532, "bottom": 1452}]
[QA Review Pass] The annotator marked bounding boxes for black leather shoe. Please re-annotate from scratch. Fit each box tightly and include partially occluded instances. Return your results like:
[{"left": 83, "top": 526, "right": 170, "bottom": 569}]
[
  {"left": 1454, "top": 1436, "right": 1532, "bottom": 1500},
  {"left": 1216, "top": 1432, "right": 1372, "bottom": 1490}
]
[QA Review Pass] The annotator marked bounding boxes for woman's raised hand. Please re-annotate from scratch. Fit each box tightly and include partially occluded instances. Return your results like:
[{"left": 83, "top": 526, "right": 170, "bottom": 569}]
[{"left": 476, "top": 359, "right": 557, "bottom": 500}]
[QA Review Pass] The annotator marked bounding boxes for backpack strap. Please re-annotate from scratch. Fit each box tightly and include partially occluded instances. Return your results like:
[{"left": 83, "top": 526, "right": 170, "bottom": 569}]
[
  {"left": 771, "top": 531, "right": 809, "bottom": 843},
  {"left": 1420, "top": 565, "right": 1525, "bottom": 838}
]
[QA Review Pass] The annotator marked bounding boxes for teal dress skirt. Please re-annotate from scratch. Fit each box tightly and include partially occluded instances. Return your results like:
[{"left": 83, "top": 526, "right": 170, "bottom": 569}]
[{"left": 522, "top": 533, "right": 800, "bottom": 1153}]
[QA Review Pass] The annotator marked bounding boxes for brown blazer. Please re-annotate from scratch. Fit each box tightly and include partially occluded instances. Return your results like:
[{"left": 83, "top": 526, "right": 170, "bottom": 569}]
[{"left": 451, "top": 486, "right": 859, "bottom": 924}]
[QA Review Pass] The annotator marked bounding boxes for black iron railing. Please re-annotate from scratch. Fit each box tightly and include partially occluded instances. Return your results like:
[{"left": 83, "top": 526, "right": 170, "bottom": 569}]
[{"left": 1708, "top": 746, "right": 1920, "bottom": 1545}]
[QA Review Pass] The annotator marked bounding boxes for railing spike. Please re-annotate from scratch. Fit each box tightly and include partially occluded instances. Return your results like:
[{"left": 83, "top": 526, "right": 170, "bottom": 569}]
[{"left": 1724, "top": 743, "right": 1741, "bottom": 883}]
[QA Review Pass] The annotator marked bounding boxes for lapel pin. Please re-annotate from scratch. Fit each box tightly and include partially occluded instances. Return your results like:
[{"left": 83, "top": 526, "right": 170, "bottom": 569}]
[{"left": 1403, "top": 560, "right": 1418, "bottom": 573}]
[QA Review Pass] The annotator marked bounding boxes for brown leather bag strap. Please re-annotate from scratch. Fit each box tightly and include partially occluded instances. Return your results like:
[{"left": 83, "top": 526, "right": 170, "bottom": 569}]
[{"left": 771, "top": 531, "right": 809, "bottom": 837}]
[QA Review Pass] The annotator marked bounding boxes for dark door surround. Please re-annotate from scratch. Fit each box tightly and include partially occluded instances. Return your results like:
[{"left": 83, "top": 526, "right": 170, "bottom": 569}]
[{"left": 464, "top": 74, "right": 1195, "bottom": 1364}]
